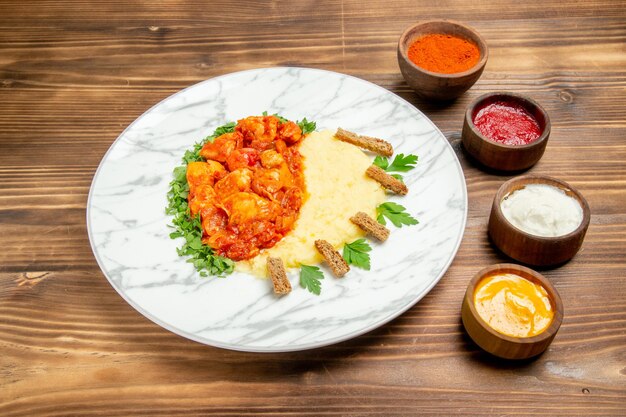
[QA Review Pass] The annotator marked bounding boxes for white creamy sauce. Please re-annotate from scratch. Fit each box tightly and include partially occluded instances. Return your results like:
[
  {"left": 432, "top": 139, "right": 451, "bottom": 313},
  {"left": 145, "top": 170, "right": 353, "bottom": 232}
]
[{"left": 500, "top": 184, "right": 583, "bottom": 237}]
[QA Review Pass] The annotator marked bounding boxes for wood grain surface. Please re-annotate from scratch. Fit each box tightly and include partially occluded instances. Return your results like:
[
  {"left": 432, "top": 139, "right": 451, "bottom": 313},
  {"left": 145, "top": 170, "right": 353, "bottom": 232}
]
[{"left": 1, "top": 0, "right": 625, "bottom": 415}]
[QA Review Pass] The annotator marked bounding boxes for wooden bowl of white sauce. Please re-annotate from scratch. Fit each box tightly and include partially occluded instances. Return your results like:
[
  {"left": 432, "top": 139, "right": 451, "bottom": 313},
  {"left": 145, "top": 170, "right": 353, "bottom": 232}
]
[{"left": 488, "top": 175, "right": 590, "bottom": 267}]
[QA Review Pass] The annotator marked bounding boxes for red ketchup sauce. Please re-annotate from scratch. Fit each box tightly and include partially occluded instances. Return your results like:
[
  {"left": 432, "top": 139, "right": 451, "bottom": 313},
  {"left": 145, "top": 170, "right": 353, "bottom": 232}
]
[{"left": 473, "top": 100, "right": 542, "bottom": 145}]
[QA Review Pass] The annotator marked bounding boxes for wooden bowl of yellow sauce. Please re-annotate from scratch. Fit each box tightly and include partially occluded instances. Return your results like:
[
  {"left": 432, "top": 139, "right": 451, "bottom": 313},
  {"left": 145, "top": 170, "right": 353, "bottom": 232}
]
[{"left": 461, "top": 263, "right": 563, "bottom": 359}]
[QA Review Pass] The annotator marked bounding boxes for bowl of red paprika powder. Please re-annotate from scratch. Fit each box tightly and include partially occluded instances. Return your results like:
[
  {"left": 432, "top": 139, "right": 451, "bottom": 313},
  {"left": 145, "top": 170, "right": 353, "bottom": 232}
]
[{"left": 398, "top": 20, "right": 488, "bottom": 101}]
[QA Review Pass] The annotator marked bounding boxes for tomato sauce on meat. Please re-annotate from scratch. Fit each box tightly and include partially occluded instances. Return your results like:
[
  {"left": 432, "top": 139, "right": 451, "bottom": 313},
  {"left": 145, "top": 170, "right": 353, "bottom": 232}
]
[{"left": 186, "top": 116, "right": 306, "bottom": 261}]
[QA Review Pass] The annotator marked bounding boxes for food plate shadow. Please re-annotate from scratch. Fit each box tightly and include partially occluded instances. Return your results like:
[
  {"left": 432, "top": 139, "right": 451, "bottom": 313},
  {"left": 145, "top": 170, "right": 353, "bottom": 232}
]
[{"left": 137, "top": 284, "right": 448, "bottom": 382}]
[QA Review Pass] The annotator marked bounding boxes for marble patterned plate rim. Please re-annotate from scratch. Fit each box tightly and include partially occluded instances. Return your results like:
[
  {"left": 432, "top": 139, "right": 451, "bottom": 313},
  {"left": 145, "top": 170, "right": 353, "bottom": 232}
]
[{"left": 86, "top": 66, "right": 467, "bottom": 352}]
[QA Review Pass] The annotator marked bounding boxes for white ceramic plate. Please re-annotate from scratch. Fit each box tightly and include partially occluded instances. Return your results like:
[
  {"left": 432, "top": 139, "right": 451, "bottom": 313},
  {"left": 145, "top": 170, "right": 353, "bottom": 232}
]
[{"left": 87, "top": 67, "right": 467, "bottom": 352}]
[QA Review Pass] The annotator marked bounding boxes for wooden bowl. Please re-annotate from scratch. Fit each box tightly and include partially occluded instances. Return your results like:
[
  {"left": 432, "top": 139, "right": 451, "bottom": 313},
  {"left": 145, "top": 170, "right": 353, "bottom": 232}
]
[
  {"left": 488, "top": 175, "right": 590, "bottom": 266},
  {"left": 397, "top": 20, "right": 488, "bottom": 101},
  {"left": 461, "top": 263, "right": 564, "bottom": 359},
  {"left": 462, "top": 92, "right": 550, "bottom": 171}
]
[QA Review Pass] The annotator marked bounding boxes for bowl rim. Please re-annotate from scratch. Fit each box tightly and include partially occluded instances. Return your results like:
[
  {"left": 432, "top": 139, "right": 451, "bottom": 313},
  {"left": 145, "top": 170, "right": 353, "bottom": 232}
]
[
  {"left": 464, "top": 91, "right": 551, "bottom": 150},
  {"left": 465, "top": 263, "right": 564, "bottom": 345},
  {"left": 398, "top": 19, "right": 489, "bottom": 78},
  {"left": 493, "top": 174, "right": 591, "bottom": 242}
]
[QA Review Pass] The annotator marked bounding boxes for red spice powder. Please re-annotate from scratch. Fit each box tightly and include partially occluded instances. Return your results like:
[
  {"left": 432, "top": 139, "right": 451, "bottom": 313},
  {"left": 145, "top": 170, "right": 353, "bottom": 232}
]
[{"left": 407, "top": 33, "right": 480, "bottom": 74}]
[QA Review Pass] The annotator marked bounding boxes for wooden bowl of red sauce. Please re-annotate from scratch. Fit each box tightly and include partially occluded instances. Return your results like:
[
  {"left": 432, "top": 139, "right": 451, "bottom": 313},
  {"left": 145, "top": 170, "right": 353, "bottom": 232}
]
[
  {"left": 397, "top": 20, "right": 488, "bottom": 101},
  {"left": 462, "top": 263, "right": 564, "bottom": 360},
  {"left": 462, "top": 92, "right": 551, "bottom": 172}
]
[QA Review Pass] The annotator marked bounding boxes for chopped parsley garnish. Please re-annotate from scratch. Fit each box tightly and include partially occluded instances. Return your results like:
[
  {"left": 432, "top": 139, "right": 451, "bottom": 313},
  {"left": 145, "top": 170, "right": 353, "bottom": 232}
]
[
  {"left": 181, "top": 122, "right": 236, "bottom": 165},
  {"left": 165, "top": 121, "right": 238, "bottom": 277},
  {"left": 299, "top": 264, "right": 324, "bottom": 295},
  {"left": 376, "top": 202, "right": 419, "bottom": 228},
  {"left": 342, "top": 239, "right": 372, "bottom": 270}
]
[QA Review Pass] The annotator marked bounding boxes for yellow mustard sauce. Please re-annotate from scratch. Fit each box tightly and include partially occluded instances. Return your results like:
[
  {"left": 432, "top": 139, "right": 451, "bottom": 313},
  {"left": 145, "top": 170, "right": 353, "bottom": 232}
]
[{"left": 474, "top": 273, "right": 554, "bottom": 338}]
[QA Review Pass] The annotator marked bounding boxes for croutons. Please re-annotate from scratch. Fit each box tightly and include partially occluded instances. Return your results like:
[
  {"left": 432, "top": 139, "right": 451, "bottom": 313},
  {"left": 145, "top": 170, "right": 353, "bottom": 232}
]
[
  {"left": 366, "top": 165, "right": 408, "bottom": 195},
  {"left": 350, "top": 212, "right": 390, "bottom": 241},
  {"left": 335, "top": 128, "right": 393, "bottom": 157},
  {"left": 267, "top": 257, "right": 291, "bottom": 295},
  {"left": 314, "top": 240, "right": 350, "bottom": 278}
]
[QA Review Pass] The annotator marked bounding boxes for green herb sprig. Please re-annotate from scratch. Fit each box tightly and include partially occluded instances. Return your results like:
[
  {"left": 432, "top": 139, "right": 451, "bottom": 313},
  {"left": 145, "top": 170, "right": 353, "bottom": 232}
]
[
  {"left": 373, "top": 153, "right": 418, "bottom": 183},
  {"left": 374, "top": 153, "right": 418, "bottom": 172},
  {"left": 299, "top": 264, "right": 324, "bottom": 295},
  {"left": 376, "top": 202, "right": 419, "bottom": 228},
  {"left": 342, "top": 239, "right": 372, "bottom": 270},
  {"left": 297, "top": 118, "right": 316, "bottom": 135}
]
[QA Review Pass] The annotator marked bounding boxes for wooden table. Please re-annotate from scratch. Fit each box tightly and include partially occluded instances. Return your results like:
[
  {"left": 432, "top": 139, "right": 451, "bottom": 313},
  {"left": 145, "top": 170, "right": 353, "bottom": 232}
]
[{"left": 1, "top": 1, "right": 625, "bottom": 415}]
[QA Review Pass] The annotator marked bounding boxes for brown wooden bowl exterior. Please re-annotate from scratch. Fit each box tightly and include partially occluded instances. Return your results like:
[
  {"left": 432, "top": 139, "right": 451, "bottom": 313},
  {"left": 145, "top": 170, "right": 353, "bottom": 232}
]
[
  {"left": 397, "top": 20, "right": 488, "bottom": 101},
  {"left": 462, "top": 92, "right": 551, "bottom": 171},
  {"left": 488, "top": 175, "right": 591, "bottom": 266},
  {"left": 461, "top": 263, "right": 564, "bottom": 360}
]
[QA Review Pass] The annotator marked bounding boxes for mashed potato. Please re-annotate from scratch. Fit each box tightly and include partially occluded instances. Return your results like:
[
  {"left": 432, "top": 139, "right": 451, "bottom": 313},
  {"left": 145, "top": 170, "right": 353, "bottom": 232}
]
[{"left": 236, "top": 129, "right": 386, "bottom": 277}]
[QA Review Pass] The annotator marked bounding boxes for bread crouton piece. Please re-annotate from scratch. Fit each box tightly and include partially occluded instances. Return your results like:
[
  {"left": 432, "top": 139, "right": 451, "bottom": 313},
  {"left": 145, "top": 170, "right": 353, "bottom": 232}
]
[
  {"left": 314, "top": 239, "right": 350, "bottom": 278},
  {"left": 335, "top": 128, "right": 393, "bottom": 157},
  {"left": 267, "top": 257, "right": 291, "bottom": 295},
  {"left": 350, "top": 212, "right": 390, "bottom": 242},
  {"left": 366, "top": 165, "right": 408, "bottom": 195}
]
